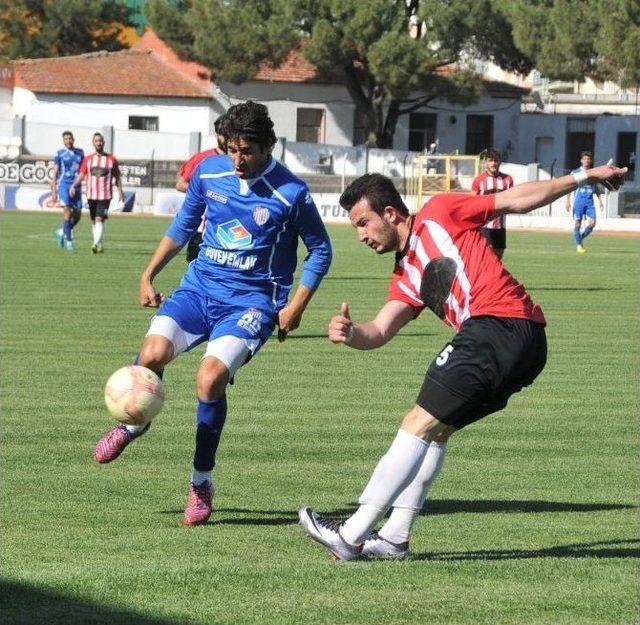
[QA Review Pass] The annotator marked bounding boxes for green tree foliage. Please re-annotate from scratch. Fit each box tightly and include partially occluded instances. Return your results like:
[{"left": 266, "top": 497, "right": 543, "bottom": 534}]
[
  {"left": 506, "top": 0, "right": 640, "bottom": 89},
  {"left": 0, "top": 0, "right": 132, "bottom": 60}
]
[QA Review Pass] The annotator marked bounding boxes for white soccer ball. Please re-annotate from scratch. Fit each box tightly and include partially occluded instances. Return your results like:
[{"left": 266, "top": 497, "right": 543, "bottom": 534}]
[{"left": 104, "top": 365, "right": 165, "bottom": 425}]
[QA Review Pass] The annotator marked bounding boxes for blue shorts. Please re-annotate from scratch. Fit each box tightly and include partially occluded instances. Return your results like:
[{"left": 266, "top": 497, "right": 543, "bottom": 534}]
[
  {"left": 149, "top": 287, "right": 276, "bottom": 364},
  {"left": 573, "top": 203, "right": 596, "bottom": 221},
  {"left": 58, "top": 182, "right": 82, "bottom": 210}
]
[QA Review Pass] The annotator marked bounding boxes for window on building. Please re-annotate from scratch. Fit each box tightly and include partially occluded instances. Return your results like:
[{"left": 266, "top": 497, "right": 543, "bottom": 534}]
[
  {"left": 408, "top": 113, "right": 437, "bottom": 152},
  {"left": 128, "top": 116, "right": 159, "bottom": 131},
  {"left": 353, "top": 108, "right": 369, "bottom": 146},
  {"left": 465, "top": 115, "right": 493, "bottom": 154},
  {"left": 617, "top": 132, "right": 637, "bottom": 180},
  {"left": 296, "top": 108, "right": 324, "bottom": 143},
  {"left": 565, "top": 117, "right": 595, "bottom": 170}
]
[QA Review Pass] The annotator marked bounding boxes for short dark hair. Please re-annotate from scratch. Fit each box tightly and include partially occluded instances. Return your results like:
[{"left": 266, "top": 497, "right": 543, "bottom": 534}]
[
  {"left": 223, "top": 101, "right": 276, "bottom": 150},
  {"left": 62, "top": 130, "right": 73, "bottom": 138},
  {"left": 339, "top": 173, "right": 409, "bottom": 217},
  {"left": 481, "top": 147, "right": 501, "bottom": 161},
  {"left": 93, "top": 132, "right": 104, "bottom": 139},
  {"left": 580, "top": 150, "right": 592, "bottom": 159}
]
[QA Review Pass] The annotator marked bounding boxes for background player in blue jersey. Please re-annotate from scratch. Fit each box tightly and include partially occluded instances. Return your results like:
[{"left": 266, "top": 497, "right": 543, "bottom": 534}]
[
  {"left": 51, "top": 131, "right": 84, "bottom": 251},
  {"left": 94, "top": 101, "right": 333, "bottom": 525},
  {"left": 565, "top": 151, "right": 604, "bottom": 253}
]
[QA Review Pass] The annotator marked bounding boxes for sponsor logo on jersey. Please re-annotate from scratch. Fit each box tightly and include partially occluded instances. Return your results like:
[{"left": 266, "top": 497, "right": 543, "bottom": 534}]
[
  {"left": 216, "top": 219, "right": 252, "bottom": 249},
  {"left": 253, "top": 205, "right": 270, "bottom": 226},
  {"left": 237, "top": 308, "right": 263, "bottom": 335},
  {"left": 204, "top": 247, "right": 257, "bottom": 270},
  {"left": 206, "top": 190, "right": 228, "bottom": 204}
]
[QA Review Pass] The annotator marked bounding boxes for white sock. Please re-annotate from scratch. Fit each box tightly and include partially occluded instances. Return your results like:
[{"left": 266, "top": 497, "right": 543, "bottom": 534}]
[
  {"left": 124, "top": 423, "right": 147, "bottom": 434},
  {"left": 340, "top": 429, "right": 428, "bottom": 544},
  {"left": 92, "top": 223, "right": 98, "bottom": 245},
  {"left": 94, "top": 221, "right": 104, "bottom": 245},
  {"left": 191, "top": 469, "right": 212, "bottom": 485},
  {"left": 379, "top": 442, "right": 447, "bottom": 543}
]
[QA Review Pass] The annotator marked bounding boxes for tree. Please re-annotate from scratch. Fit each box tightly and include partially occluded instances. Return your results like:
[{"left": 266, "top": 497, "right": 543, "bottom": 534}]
[
  {"left": 146, "top": 0, "right": 534, "bottom": 147},
  {"left": 506, "top": 0, "right": 640, "bottom": 90},
  {"left": 0, "top": 0, "right": 133, "bottom": 61}
]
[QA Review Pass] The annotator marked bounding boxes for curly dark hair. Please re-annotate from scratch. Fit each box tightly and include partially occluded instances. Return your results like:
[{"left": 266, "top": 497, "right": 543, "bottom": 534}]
[
  {"left": 220, "top": 101, "right": 276, "bottom": 150},
  {"left": 339, "top": 173, "right": 409, "bottom": 217}
]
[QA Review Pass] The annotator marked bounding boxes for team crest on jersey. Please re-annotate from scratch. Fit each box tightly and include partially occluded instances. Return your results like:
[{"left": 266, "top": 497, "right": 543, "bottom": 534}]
[
  {"left": 253, "top": 206, "right": 270, "bottom": 226},
  {"left": 217, "top": 219, "right": 252, "bottom": 249},
  {"left": 237, "top": 308, "right": 263, "bottom": 335}
]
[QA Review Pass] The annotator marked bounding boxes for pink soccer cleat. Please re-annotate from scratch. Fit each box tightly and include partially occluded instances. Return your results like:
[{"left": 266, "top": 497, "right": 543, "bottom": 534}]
[
  {"left": 93, "top": 423, "right": 149, "bottom": 464},
  {"left": 183, "top": 481, "right": 213, "bottom": 526}
]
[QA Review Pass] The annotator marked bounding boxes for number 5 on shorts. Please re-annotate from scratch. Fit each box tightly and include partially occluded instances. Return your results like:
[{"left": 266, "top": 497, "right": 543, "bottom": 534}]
[{"left": 436, "top": 344, "right": 454, "bottom": 366}]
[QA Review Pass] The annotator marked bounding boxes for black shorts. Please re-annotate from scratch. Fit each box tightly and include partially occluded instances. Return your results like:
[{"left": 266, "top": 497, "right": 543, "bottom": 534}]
[
  {"left": 88, "top": 199, "right": 110, "bottom": 220},
  {"left": 480, "top": 228, "right": 506, "bottom": 251},
  {"left": 417, "top": 316, "right": 547, "bottom": 429},
  {"left": 186, "top": 231, "right": 203, "bottom": 263}
]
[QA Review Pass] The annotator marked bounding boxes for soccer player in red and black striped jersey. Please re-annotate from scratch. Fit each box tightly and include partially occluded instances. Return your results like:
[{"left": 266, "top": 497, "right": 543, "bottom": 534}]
[
  {"left": 471, "top": 147, "right": 513, "bottom": 259},
  {"left": 298, "top": 164, "right": 627, "bottom": 561},
  {"left": 71, "top": 132, "right": 124, "bottom": 253}
]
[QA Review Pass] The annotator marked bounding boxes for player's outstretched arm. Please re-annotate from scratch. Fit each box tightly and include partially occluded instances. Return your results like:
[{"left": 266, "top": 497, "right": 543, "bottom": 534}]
[
  {"left": 140, "top": 236, "right": 183, "bottom": 308},
  {"left": 329, "top": 300, "right": 415, "bottom": 350},
  {"left": 494, "top": 164, "right": 627, "bottom": 216}
]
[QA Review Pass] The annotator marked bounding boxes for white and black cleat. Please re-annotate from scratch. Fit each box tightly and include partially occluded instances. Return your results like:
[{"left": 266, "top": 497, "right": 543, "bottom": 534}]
[
  {"left": 298, "top": 507, "right": 363, "bottom": 561},
  {"left": 361, "top": 532, "right": 410, "bottom": 559}
]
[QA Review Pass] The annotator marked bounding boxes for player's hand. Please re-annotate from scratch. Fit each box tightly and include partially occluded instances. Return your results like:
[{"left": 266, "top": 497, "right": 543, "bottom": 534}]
[
  {"left": 587, "top": 164, "right": 627, "bottom": 191},
  {"left": 277, "top": 304, "right": 303, "bottom": 342},
  {"left": 69, "top": 186, "right": 76, "bottom": 197},
  {"left": 139, "top": 279, "right": 165, "bottom": 308},
  {"left": 328, "top": 302, "right": 354, "bottom": 344}
]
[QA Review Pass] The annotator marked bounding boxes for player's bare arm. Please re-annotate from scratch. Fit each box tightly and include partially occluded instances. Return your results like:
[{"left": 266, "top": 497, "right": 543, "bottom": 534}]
[
  {"left": 494, "top": 165, "right": 627, "bottom": 216},
  {"left": 175, "top": 175, "right": 189, "bottom": 193},
  {"left": 277, "top": 284, "right": 314, "bottom": 342},
  {"left": 69, "top": 172, "right": 85, "bottom": 197},
  {"left": 50, "top": 164, "right": 59, "bottom": 200},
  {"left": 329, "top": 300, "right": 415, "bottom": 350},
  {"left": 139, "top": 236, "right": 184, "bottom": 308},
  {"left": 114, "top": 170, "right": 125, "bottom": 202}
]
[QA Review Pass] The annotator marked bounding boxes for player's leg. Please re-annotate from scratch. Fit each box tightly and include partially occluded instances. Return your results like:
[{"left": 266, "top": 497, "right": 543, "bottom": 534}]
[
  {"left": 184, "top": 305, "right": 276, "bottom": 525},
  {"left": 91, "top": 201, "right": 109, "bottom": 252},
  {"left": 94, "top": 288, "right": 209, "bottom": 464},
  {"left": 573, "top": 206, "right": 587, "bottom": 252},
  {"left": 581, "top": 206, "right": 596, "bottom": 241}
]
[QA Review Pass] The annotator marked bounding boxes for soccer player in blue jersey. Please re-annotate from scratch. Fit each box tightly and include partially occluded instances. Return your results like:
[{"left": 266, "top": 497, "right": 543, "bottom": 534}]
[
  {"left": 94, "top": 101, "right": 333, "bottom": 525},
  {"left": 51, "top": 131, "right": 84, "bottom": 251},
  {"left": 566, "top": 151, "right": 604, "bottom": 253}
]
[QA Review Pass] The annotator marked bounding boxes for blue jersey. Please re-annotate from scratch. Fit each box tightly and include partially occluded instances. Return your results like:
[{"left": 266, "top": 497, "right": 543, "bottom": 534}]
[
  {"left": 165, "top": 155, "right": 332, "bottom": 313},
  {"left": 571, "top": 167, "right": 598, "bottom": 210},
  {"left": 54, "top": 147, "right": 84, "bottom": 185}
]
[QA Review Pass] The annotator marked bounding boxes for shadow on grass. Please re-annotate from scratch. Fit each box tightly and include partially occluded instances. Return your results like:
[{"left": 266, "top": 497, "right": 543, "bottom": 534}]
[
  {"left": 0, "top": 579, "right": 208, "bottom": 625},
  {"left": 157, "top": 499, "right": 635, "bottom": 526},
  {"left": 414, "top": 538, "right": 640, "bottom": 561}
]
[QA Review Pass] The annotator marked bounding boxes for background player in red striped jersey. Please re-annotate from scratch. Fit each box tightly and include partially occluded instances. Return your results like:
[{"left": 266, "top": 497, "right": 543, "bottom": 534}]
[
  {"left": 471, "top": 148, "right": 513, "bottom": 259},
  {"left": 176, "top": 115, "right": 228, "bottom": 262},
  {"left": 298, "top": 162, "right": 627, "bottom": 561},
  {"left": 70, "top": 132, "right": 124, "bottom": 253}
]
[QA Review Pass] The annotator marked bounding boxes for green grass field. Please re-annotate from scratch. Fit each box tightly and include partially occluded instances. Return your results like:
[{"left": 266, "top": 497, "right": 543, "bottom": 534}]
[{"left": 1, "top": 211, "right": 638, "bottom": 625}]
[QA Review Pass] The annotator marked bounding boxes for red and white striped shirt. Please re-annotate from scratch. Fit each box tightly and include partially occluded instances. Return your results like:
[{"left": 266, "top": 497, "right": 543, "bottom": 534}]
[
  {"left": 80, "top": 152, "right": 120, "bottom": 200},
  {"left": 388, "top": 194, "right": 545, "bottom": 331},
  {"left": 471, "top": 171, "right": 513, "bottom": 229}
]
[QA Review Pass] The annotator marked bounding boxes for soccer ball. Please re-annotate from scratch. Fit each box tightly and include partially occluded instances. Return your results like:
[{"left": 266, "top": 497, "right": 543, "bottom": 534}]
[{"left": 104, "top": 365, "right": 165, "bottom": 425}]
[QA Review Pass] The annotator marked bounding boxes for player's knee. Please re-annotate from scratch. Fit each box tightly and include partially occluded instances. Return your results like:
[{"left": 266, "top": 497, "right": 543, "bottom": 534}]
[
  {"left": 138, "top": 336, "right": 174, "bottom": 371},
  {"left": 197, "top": 357, "right": 229, "bottom": 400},
  {"left": 401, "top": 405, "right": 455, "bottom": 443}
]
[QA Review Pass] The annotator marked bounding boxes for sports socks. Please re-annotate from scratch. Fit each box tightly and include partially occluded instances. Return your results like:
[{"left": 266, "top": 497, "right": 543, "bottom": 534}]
[
  {"left": 573, "top": 225, "right": 582, "bottom": 245},
  {"left": 193, "top": 396, "right": 227, "bottom": 473},
  {"left": 378, "top": 441, "right": 447, "bottom": 544},
  {"left": 340, "top": 429, "right": 429, "bottom": 545},
  {"left": 581, "top": 224, "right": 594, "bottom": 240},
  {"left": 92, "top": 221, "right": 104, "bottom": 246},
  {"left": 63, "top": 218, "right": 73, "bottom": 242}
]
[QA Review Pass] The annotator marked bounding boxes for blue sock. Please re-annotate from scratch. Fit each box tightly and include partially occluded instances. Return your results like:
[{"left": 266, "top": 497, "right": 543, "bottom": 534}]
[
  {"left": 193, "top": 397, "right": 228, "bottom": 472},
  {"left": 581, "top": 224, "right": 594, "bottom": 240},
  {"left": 63, "top": 218, "right": 73, "bottom": 242},
  {"left": 573, "top": 226, "right": 582, "bottom": 245}
]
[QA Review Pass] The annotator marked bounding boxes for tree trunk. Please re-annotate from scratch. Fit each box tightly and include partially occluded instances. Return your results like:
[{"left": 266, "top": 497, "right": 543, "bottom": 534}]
[{"left": 381, "top": 99, "right": 400, "bottom": 149}]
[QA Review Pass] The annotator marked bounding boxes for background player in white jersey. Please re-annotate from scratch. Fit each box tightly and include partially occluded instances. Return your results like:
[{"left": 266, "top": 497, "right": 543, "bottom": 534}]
[
  {"left": 298, "top": 163, "right": 627, "bottom": 561},
  {"left": 51, "top": 131, "right": 84, "bottom": 251},
  {"left": 565, "top": 151, "right": 604, "bottom": 253},
  {"left": 93, "top": 101, "right": 332, "bottom": 526},
  {"left": 472, "top": 148, "right": 513, "bottom": 260}
]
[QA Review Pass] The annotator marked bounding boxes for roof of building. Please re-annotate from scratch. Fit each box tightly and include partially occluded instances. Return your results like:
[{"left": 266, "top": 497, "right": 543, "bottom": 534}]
[{"left": 11, "top": 49, "right": 212, "bottom": 99}]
